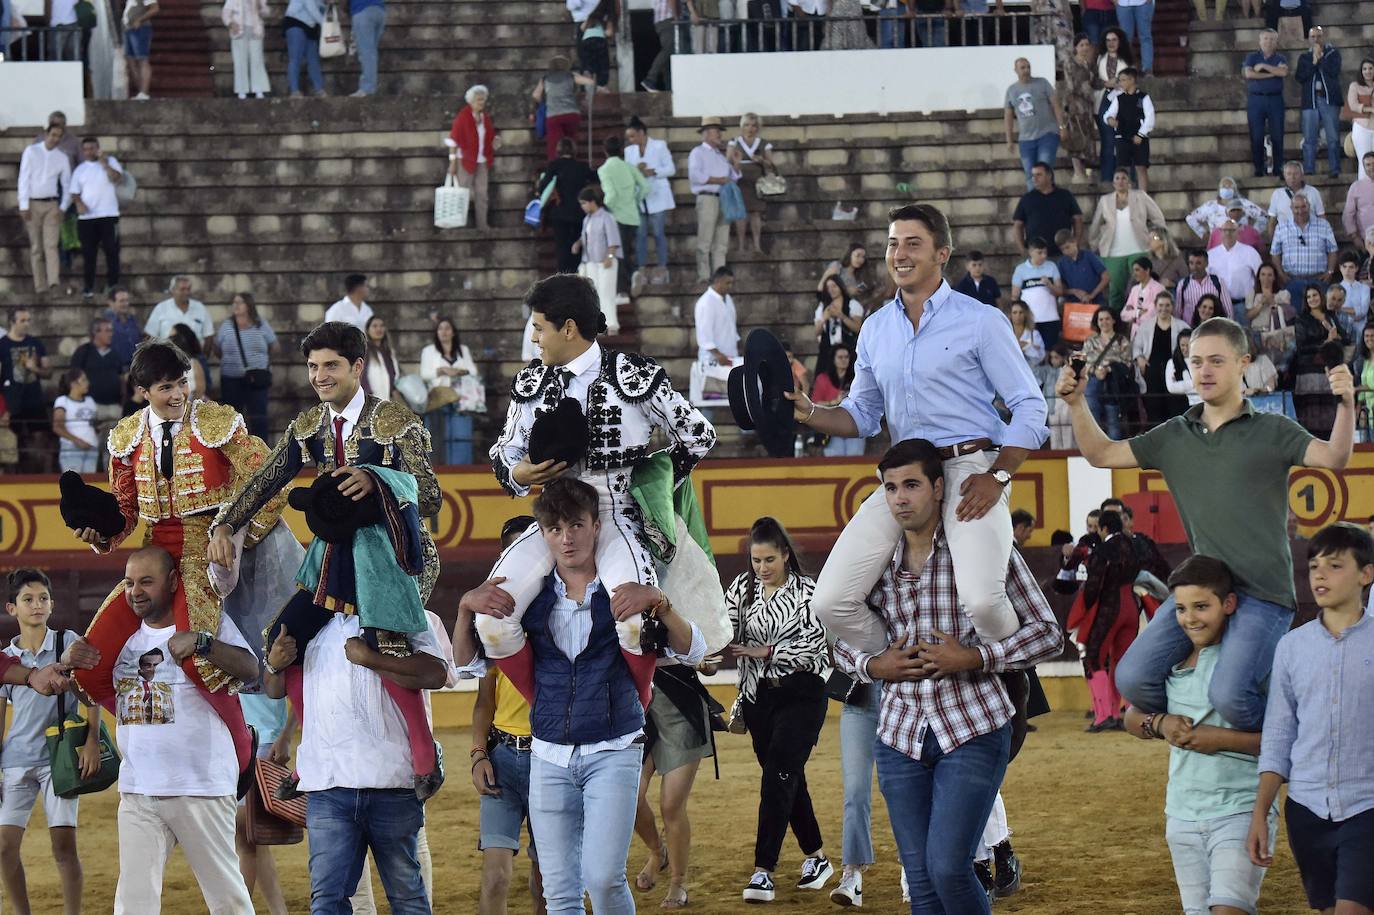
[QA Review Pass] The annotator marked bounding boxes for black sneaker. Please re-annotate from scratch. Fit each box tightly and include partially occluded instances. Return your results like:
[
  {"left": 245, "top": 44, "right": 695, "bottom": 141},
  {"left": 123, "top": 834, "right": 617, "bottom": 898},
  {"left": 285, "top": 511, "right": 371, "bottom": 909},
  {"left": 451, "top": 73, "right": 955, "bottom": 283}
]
[
  {"left": 743, "top": 872, "right": 775, "bottom": 903},
  {"left": 974, "top": 859, "right": 996, "bottom": 907},
  {"left": 993, "top": 840, "right": 1022, "bottom": 898},
  {"left": 797, "top": 854, "right": 834, "bottom": 890}
]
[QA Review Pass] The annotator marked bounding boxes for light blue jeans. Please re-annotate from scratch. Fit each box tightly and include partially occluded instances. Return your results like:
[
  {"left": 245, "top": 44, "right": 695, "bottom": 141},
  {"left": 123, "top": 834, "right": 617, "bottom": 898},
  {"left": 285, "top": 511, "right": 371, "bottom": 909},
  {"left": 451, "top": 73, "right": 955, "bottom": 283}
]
[
  {"left": 351, "top": 4, "right": 386, "bottom": 95},
  {"left": 530, "top": 746, "right": 641, "bottom": 915},
  {"left": 1301, "top": 104, "right": 1341, "bottom": 176},
  {"left": 840, "top": 688, "right": 881, "bottom": 867},
  {"left": 1116, "top": 1, "right": 1154, "bottom": 71},
  {"left": 878, "top": 5, "right": 906, "bottom": 47},
  {"left": 824, "top": 435, "right": 867, "bottom": 457},
  {"left": 1166, "top": 810, "right": 1276, "bottom": 915},
  {"left": 1085, "top": 376, "right": 1122, "bottom": 440},
  {"left": 285, "top": 24, "right": 324, "bottom": 93},
  {"left": 59, "top": 445, "right": 98, "bottom": 474},
  {"left": 306, "top": 787, "right": 429, "bottom": 915},
  {"left": 1114, "top": 590, "right": 1293, "bottom": 732},
  {"left": 1018, "top": 133, "right": 1060, "bottom": 190},
  {"left": 915, "top": 16, "right": 946, "bottom": 48},
  {"left": 636, "top": 209, "right": 668, "bottom": 269}
]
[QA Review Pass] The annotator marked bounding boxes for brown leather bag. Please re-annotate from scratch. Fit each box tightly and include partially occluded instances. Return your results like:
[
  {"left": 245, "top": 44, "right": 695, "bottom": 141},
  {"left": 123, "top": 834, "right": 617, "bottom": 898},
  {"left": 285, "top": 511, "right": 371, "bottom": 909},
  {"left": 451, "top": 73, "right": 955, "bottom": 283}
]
[{"left": 245, "top": 759, "right": 306, "bottom": 845}]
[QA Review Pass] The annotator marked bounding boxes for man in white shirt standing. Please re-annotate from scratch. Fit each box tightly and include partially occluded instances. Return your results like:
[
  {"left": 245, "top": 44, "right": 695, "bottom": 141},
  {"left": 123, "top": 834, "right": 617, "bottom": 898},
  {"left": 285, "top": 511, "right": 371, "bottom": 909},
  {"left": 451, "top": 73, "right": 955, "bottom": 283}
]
[
  {"left": 462, "top": 476, "right": 704, "bottom": 915},
  {"left": 68, "top": 137, "right": 125, "bottom": 301},
  {"left": 694, "top": 266, "right": 739, "bottom": 382},
  {"left": 624, "top": 116, "right": 676, "bottom": 286},
  {"left": 1266, "top": 160, "right": 1325, "bottom": 236},
  {"left": 1206, "top": 219, "right": 1263, "bottom": 322},
  {"left": 17, "top": 122, "right": 72, "bottom": 295},
  {"left": 145, "top": 275, "right": 214, "bottom": 344},
  {"left": 687, "top": 117, "right": 739, "bottom": 284},
  {"left": 62, "top": 546, "right": 261, "bottom": 915},
  {"left": 325, "top": 273, "right": 376, "bottom": 330},
  {"left": 262, "top": 582, "right": 449, "bottom": 914}
]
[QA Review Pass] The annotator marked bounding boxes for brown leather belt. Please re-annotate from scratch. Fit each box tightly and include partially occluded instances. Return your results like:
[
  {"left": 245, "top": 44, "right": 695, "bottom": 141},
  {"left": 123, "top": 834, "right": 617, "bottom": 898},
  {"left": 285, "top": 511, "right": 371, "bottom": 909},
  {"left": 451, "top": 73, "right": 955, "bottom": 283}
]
[{"left": 936, "top": 438, "right": 996, "bottom": 459}]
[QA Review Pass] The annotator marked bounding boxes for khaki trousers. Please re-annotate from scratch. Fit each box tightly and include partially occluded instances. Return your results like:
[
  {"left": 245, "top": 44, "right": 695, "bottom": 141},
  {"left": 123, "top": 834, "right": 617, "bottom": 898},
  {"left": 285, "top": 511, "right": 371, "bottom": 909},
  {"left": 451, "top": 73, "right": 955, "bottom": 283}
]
[
  {"left": 114, "top": 793, "right": 255, "bottom": 915},
  {"left": 24, "top": 198, "right": 62, "bottom": 291},
  {"left": 694, "top": 193, "right": 729, "bottom": 281},
  {"left": 457, "top": 163, "right": 490, "bottom": 230}
]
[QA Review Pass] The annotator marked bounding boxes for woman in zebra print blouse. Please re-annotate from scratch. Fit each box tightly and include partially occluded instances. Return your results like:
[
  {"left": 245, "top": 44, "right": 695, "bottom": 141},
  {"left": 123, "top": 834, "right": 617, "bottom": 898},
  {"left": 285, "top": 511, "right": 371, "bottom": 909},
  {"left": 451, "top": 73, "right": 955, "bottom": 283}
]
[{"left": 725, "top": 517, "right": 834, "bottom": 903}]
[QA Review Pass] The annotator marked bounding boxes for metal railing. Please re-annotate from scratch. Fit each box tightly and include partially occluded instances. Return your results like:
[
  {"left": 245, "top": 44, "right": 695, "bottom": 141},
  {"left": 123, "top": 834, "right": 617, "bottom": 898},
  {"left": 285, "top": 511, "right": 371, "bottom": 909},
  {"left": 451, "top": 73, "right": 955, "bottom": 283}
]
[
  {"left": 670, "top": 10, "right": 1051, "bottom": 55},
  {"left": 0, "top": 23, "right": 85, "bottom": 62}
]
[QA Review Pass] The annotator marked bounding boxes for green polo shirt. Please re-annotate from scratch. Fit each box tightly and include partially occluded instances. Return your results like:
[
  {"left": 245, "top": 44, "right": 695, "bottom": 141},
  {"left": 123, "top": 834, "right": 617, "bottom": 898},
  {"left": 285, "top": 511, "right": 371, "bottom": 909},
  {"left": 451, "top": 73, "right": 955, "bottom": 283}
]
[
  {"left": 597, "top": 156, "right": 648, "bottom": 228},
  {"left": 1128, "top": 400, "right": 1312, "bottom": 609}
]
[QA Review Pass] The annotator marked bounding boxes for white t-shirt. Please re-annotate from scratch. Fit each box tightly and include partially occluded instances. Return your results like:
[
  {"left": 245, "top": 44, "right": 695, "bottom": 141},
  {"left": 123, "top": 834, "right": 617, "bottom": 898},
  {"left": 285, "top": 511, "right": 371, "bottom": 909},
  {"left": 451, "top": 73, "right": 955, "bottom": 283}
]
[
  {"left": 1267, "top": 184, "right": 1324, "bottom": 221},
  {"left": 814, "top": 299, "right": 865, "bottom": 345},
  {"left": 113, "top": 616, "right": 251, "bottom": 797},
  {"left": 1109, "top": 203, "right": 1139, "bottom": 257},
  {"left": 295, "top": 613, "right": 447, "bottom": 792},
  {"left": 54, "top": 395, "right": 98, "bottom": 447},
  {"left": 69, "top": 156, "right": 125, "bottom": 220},
  {"left": 50, "top": 0, "right": 78, "bottom": 26},
  {"left": 324, "top": 297, "right": 374, "bottom": 331}
]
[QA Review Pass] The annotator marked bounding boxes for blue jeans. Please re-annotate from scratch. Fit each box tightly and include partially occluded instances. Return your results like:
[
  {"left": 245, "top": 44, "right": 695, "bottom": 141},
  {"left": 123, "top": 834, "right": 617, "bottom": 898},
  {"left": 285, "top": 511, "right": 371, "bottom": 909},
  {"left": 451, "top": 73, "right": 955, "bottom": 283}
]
[
  {"left": 1081, "top": 7, "right": 1115, "bottom": 45},
  {"left": 1247, "top": 93, "right": 1285, "bottom": 176},
  {"left": 636, "top": 209, "right": 668, "bottom": 269},
  {"left": 306, "top": 787, "right": 429, "bottom": 915},
  {"left": 479, "top": 741, "right": 536, "bottom": 853},
  {"left": 59, "top": 445, "right": 98, "bottom": 474},
  {"left": 1085, "top": 376, "right": 1121, "bottom": 439},
  {"left": 1116, "top": 1, "right": 1154, "bottom": 71},
  {"left": 1115, "top": 590, "right": 1293, "bottom": 731},
  {"left": 876, "top": 725, "right": 1011, "bottom": 915},
  {"left": 824, "top": 434, "right": 867, "bottom": 457},
  {"left": 1098, "top": 96, "right": 1117, "bottom": 184},
  {"left": 351, "top": 4, "right": 386, "bottom": 95},
  {"left": 1018, "top": 133, "right": 1059, "bottom": 190},
  {"left": 1301, "top": 104, "right": 1341, "bottom": 175},
  {"left": 878, "top": 6, "right": 906, "bottom": 47},
  {"left": 530, "top": 746, "right": 641, "bottom": 915},
  {"left": 286, "top": 24, "right": 324, "bottom": 93},
  {"left": 840, "top": 689, "right": 881, "bottom": 866},
  {"left": 915, "top": 16, "right": 945, "bottom": 48}
]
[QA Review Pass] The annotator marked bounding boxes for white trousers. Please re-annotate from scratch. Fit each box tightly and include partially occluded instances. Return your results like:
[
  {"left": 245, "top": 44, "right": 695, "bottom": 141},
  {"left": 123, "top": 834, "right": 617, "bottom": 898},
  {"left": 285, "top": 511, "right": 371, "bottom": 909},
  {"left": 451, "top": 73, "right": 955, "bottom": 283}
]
[
  {"left": 579, "top": 260, "right": 620, "bottom": 334},
  {"left": 351, "top": 824, "right": 432, "bottom": 913},
  {"left": 230, "top": 35, "right": 271, "bottom": 95},
  {"left": 812, "top": 450, "right": 1019, "bottom": 653},
  {"left": 475, "top": 474, "right": 653, "bottom": 658},
  {"left": 115, "top": 793, "right": 255, "bottom": 915},
  {"left": 975, "top": 793, "right": 1010, "bottom": 862}
]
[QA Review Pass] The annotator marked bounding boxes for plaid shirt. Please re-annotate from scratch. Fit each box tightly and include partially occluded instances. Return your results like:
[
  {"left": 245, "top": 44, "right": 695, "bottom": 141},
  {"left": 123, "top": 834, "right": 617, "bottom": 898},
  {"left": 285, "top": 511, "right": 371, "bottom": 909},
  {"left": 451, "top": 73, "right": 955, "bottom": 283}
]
[
  {"left": 833, "top": 530, "right": 1063, "bottom": 761},
  {"left": 1270, "top": 216, "right": 1337, "bottom": 278}
]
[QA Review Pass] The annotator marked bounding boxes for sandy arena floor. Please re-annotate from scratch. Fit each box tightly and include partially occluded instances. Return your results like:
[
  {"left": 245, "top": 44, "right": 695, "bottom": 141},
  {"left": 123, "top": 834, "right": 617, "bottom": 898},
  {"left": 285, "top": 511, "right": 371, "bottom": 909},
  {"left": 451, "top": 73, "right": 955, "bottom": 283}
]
[{"left": 10, "top": 710, "right": 1308, "bottom": 913}]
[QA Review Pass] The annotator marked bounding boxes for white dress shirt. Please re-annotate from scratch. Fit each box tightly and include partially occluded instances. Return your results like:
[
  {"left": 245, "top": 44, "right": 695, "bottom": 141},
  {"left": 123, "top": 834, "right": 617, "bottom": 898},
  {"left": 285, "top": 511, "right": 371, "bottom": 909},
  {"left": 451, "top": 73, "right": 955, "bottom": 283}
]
[
  {"left": 694, "top": 287, "right": 739, "bottom": 365},
  {"left": 328, "top": 384, "right": 366, "bottom": 444},
  {"left": 324, "top": 297, "right": 374, "bottom": 330},
  {"left": 17, "top": 142, "right": 72, "bottom": 211},
  {"left": 624, "top": 138, "right": 677, "bottom": 215},
  {"left": 295, "top": 613, "right": 446, "bottom": 791},
  {"left": 145, "top": 298, "right": 214, "bottom": 340},
  {"left": 687, "top": 142, "right": 739, "bottom": 196},
  {"left": 147, "top": 409, "right": 184, "bottom": 479},
  {"left": 1206, "top": 241, "right": 1263, "bottom": 301},
  {"left": 69, "top": 156, "right": 125, "bottom": 220}
]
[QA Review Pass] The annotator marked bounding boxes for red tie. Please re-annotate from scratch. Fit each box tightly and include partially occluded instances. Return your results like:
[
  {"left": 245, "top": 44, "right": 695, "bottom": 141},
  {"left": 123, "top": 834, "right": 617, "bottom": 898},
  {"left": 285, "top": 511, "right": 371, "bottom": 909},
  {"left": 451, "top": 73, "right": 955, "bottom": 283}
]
[{"left": 334, "top": 416, "right": 347, "bottom": 466}]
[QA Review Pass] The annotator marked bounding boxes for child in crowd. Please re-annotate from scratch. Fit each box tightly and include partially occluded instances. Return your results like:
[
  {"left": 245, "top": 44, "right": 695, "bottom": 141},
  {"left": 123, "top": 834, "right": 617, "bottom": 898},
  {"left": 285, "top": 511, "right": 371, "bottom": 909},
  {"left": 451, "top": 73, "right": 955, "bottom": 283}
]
[
  {"left": 578, "top": 10, "right": 611, "bottom": 88},
  {"left": 0, "top": 569, "right": 100, "bottom": 915},
  {"left": 52, "top": 368, "right": 99, "bottom": 474},
  {"left": 1011, "top": 238, "right": 1064, "bottom": 348},
  {"left": 1337, "top": 252, "right": 1370, "bottom": 337},
  {"left": 1248, "top": 522, "right": 1374, "bottom": 915},
  {"left": 1105, "top": 67, "right": 1155, "bottom": 194},
  {"left": 1125, "top": 555, "right": 1274, "bottom": 915},
  {"left": 572, "top": 185, "right": 622, "bottom": 335},
  {"left": 953, "top": 249, "right": 1004, "bottom": 307}
]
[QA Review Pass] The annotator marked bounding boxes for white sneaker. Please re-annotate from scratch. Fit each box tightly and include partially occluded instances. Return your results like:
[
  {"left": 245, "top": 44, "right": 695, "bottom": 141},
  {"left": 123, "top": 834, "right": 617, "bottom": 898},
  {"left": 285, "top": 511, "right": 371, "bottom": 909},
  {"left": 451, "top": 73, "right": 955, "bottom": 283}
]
[
  {"left": 900, "top": 868, "right": 909, "bottom": 904},
  {"left": 615, "top": 293, "right": 631, "bottom": 305},
  {"left": 743, "top": 871, "right": 775, "bottom": 903},
  {"left": 829, "top": 866, "right": 862, "bottom": 906},
  {"left": 133, "top": 92, "right": 150, "bottom": 100},
  {"left": 797, "top": 854, "right": 834, "bottom": 891}
]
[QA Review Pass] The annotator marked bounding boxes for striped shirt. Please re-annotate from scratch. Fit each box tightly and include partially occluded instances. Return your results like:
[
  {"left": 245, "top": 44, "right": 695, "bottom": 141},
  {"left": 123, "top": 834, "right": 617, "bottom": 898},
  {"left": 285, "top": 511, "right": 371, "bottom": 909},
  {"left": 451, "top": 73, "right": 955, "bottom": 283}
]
[
  {"left": 1270, "top": 216, "right": 1338, "bottom": 278},
  {"left": 833, "top": 531, "right": 1062, "bottom": 760},
  {"left": 215, "top": 318, "right": 277, "bottom": 377},
  {"left": 724, "top": 572, "right": 829, "bottom": 702}
]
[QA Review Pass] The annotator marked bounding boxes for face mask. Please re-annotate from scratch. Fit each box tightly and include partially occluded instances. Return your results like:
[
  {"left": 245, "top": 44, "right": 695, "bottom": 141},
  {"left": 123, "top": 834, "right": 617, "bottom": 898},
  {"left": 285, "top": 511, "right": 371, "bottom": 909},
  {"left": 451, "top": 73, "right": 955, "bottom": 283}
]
[{"left": 1219, "top": 187, "right": 1236, "bottom": 200}]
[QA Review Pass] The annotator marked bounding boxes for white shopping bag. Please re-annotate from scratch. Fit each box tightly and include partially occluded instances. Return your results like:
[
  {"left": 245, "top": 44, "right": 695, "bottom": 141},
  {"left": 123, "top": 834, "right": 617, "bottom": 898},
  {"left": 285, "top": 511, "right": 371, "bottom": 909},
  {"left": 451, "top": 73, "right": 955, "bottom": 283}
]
[
  {"left": 319, "top": 4, "right": 346, "bottom": 59},
  {"left": 434, "top": 173, "right": 470, "bottom": 229}
]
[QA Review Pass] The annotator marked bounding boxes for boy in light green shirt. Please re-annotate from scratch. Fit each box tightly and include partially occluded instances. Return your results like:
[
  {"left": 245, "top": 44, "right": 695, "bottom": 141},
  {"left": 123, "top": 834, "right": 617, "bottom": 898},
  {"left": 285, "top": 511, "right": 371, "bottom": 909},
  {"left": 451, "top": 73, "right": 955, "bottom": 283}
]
[
  {"left": 598, "top": 135, "right": 649, "bottom": 302},
  {"left": 1125, "top": 555, "right": 1275, "bottom": 915}
]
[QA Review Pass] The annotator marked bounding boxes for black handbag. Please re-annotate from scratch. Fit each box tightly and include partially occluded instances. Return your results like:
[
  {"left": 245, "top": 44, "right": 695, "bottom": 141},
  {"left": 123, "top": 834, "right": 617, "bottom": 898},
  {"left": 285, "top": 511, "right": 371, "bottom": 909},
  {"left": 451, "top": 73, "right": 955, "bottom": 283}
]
[
  {"left": 824, "top": 669, "right": 871, "bottom": 707},
  {"left": 232, "top": 321, "right": 273, "bottom": 390}
]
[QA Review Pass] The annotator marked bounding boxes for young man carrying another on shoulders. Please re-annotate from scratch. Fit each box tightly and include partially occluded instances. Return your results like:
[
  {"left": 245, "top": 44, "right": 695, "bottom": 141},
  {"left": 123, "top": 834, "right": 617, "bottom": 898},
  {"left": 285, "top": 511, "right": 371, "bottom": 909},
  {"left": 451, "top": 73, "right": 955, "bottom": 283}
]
[{"left": 1055, "top": 316, "right": 1354, "bottom": 732}]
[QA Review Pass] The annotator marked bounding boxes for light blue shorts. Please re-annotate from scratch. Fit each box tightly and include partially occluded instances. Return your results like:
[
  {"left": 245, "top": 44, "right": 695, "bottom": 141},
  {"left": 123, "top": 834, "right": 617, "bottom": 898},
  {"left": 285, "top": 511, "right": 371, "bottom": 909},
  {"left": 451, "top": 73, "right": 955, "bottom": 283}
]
[{"left": 1166, "top": 810, "right": 1276, "bottom": 915}]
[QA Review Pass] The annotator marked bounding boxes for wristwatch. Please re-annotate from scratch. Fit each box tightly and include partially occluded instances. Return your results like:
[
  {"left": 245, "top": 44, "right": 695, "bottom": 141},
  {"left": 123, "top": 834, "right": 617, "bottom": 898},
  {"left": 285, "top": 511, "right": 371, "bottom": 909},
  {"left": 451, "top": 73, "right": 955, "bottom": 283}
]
[
  {"left": 990, "top": 470, "right": 1013, "bottom": 487},
  {"left": 193, "top": 632, "right": 214, "bottom": 657}
]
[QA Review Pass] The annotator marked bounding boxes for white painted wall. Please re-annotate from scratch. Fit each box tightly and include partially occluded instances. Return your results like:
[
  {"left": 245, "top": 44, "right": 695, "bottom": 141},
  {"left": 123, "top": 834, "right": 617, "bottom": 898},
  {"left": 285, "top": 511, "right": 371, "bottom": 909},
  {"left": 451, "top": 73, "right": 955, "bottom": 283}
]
[
  {"left": 670, "top": 44, "right": 1055, "bottom": 118},
  {"left": 1066, "top": 455, "right": 1114, "bottom": 539},
  {"left": 0, "top": 63, "right": 86, "bottom": 129}
]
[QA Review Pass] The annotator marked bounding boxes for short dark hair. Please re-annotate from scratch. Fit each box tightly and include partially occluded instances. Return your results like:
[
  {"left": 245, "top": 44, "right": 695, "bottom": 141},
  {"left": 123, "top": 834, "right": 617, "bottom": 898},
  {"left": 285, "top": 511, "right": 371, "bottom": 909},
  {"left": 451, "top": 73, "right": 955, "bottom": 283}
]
[
  {"left": 556, "top": 137, "right": 576, "bottom": 157},
  {"left": 1121, "top": 505, "right": 1134, "bottom": 519},
  {"left": 1188, "top": 248, "right": 1208, "bottom": 261},
  {"left": 1101, "top": 497, "right": 1124, "bottom": 512},
  {"left": 1100, "top": 510, "right": 1124, "bottom": 535},
  {"left": 1132, "top": 256, "right": 1155, "bottom": 274},
  {"left": 966, "top": 250, "right": 985, "bottom": 262},
  {"left": 711, "top": 266, "right": 734, "bottom": 282},
  {"left": 168, "top": 324, "right": 203, "bottom": 359},
  {"left": 1338, "top": 249, "right": 1362, "bottom": 267},
  {"left": 603, "top": 136, "right": 624, "bottom": 157},
  {"left": 1119, "top": 66, "right": 1139, "bottom": 79},
  {"left": 1308, "top": 522, "right": 1374, "bottom": 569},
  {"left": 1087, "top": 509, "right": 1101, "bottom": 519},
  {"left": 8, "top": 307, "right": 29, "bottom": 327},
  {"left": 7, "top": 568, "right": 51, "bottom": 604},
  {"left": 532, "top": 477, "right": 600, "bottom": 529},
  {"left": 80, "top": 136, "right": 99, "bottom": 147},
  {"left": 500, "top": 515, "right": 536, "bottom": 550},
  {"left": 1167, "top": 555, "right": 1236, "bottom": 600},
  {"left": 1011, "top": 509, "right": 1035, "bottom": 528},
  {"left": 1032, "top": 161, "right": 1054, "bottom": 176},
  {"left": 577, "top": 185, "right": 604, "bottom": 205},
  {"left": 626, "top": 116, "right": 647, "bottom": 133},
  {"left": 526, "top": 274, "right": 605, "bottom": 340},
  {"left": 345, "top": 273, "right": 368, "bottom": 294},
  {"left": 1027, "top": 237, "right": 1048, "bottom": 251},
  {"left": 89, "top": 316, "right": 111, "bottom": 337},
  {"left": 877, "top": 439, "right": 944, "bottom": 486},
  {"left": 1050, "top": 529, "right": 1074, "bottom": 547},
  {"left": 129, "top": 340, "right": 192, "bottom": 391},
  {"left": 106, "top": 285, "right": 127, "bottom": 302},
  {"left": 887, "top": 203, "right": 953, "bottom": 252},
  {"left": 61, "top": 367, "right": 86, "bottom": 394},
  {"left": 300, "top": 321, "right": 367, "bottom": 363}
]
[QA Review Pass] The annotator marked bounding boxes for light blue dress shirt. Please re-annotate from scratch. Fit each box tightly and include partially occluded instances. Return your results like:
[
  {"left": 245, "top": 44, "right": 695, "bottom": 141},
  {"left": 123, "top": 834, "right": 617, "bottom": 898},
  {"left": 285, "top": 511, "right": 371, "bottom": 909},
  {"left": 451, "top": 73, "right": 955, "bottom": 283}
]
[
  {"left": 1258, "top": 609, "right": 1374, "bottom": 822},
  {"left": 839, "top": 282, "right": 1049, "bottom": 450}
]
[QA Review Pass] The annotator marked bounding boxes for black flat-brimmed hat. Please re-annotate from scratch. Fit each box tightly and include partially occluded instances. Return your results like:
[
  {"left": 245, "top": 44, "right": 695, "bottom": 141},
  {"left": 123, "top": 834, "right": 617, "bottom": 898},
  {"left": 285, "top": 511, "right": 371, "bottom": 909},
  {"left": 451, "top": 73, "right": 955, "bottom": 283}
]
[
  {"left": 288, "top": 471, "right": 385, "bottom": 545},
  {"left": 58, "top": 471, "right": 125, "bottom": 539},
  {"left": 728, "top": 329, "right": 795, "bottom": 458},
  {"left": 528, "top": 397, "right": 590, "bottom": 469}
]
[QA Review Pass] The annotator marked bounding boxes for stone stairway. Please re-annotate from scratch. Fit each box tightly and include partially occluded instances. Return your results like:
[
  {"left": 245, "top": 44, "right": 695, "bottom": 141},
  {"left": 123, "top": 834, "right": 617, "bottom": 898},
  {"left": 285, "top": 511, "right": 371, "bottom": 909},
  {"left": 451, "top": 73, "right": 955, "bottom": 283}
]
[{"left": 148, "top": 0, "right": 216, "bottom": 96}]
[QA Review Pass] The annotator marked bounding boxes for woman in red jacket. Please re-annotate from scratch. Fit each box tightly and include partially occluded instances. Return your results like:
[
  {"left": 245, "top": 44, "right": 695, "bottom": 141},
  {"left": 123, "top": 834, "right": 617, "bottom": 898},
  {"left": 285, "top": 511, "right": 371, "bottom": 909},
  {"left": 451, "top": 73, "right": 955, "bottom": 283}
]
[{"left": 447, "top": 84, "right": 500, "bottom": 231}]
